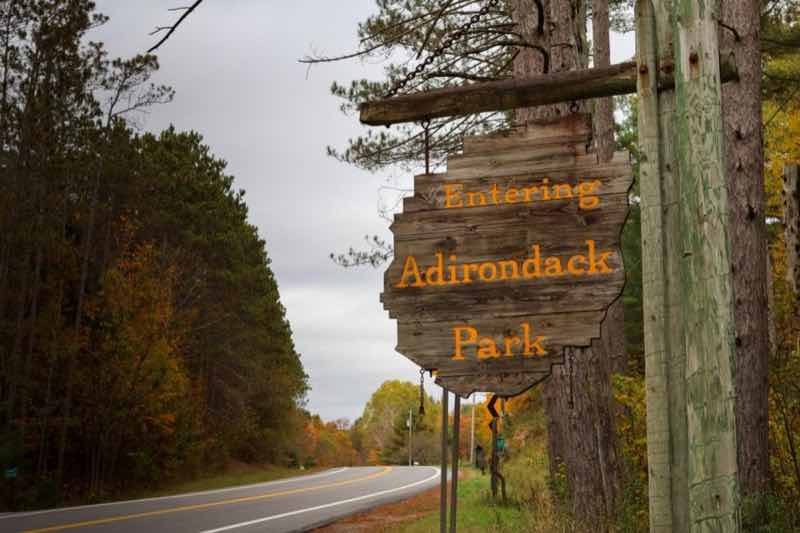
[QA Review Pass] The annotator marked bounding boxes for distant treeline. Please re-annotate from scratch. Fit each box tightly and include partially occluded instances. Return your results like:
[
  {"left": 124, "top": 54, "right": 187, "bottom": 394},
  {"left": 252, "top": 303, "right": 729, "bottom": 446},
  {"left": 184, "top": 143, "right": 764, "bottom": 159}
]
[{"left": 0, "top": 2, "right": 307, "bottom": 505}]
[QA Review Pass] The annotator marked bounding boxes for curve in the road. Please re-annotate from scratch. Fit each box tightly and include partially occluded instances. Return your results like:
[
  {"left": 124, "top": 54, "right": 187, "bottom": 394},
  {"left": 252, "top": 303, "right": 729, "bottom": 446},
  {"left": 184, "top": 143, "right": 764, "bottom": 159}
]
[
  {"left": 3, "top": 468, "right": 348, "bottom": 521},
  {"left": 199, "top": 466, "right": 441, "bottom": 533},
  {"left": 20, "top": 467, "right": 394, "bottom": 533}
]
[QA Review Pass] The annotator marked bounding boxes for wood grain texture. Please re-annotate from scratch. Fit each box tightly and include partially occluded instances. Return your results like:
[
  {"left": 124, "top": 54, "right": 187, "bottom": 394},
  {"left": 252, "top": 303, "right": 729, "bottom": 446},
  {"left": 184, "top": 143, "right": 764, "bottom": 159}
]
[
  {"left": 673, "top": 0, "right": 741, "bottom": 529},
  {"left": 359, "top": 59, "right": 739, "bottom": 126},
  {"left": 382, "top": 116, "right": 632, "bottom": 396},
  {"left": 636, "top": 1, "right": 689, "bottom": 529}
]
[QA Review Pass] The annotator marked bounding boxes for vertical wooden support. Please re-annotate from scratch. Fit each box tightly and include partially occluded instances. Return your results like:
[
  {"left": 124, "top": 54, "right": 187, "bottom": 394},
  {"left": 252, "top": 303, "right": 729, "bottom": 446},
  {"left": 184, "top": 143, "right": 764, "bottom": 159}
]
[
  {"left": 440, "top": 388, "right": 449, "bottom": 533},
  {"left": 673, "top": 0, "right": 740, "bottom": 530},
  {"left": 636, "top": 2, "right": 671, "bottom": 529},
  {"left": 449, "top": 395, "right": 460, "bottom": 533},
  {"left": 655, "top": 4, "right": 691, "bottom": 530},
  {"left": 490, "top": 417, "right": 498, "bottom": 499},
  {"left": 784, "top": 164, "right": 799, "bottom": 296},
  {"left": 636, "top": 0, "right": 689, "bottom": 530}
]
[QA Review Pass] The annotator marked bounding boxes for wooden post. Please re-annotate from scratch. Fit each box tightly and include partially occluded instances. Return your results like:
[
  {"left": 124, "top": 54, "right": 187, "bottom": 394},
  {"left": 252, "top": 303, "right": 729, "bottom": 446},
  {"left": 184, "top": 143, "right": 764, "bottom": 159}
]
[
  {"left": 409, "top": 408, "right": 413, "bottom": 467},
  {"left": 673, "top": 0, "right": 740, "bottom": 530},
  {"left": 449, "top": 395, "right": 460, "bottom": 533},
  {"left": 636, "top": 0, "right": 689, "bottom": 530},
  {"left": 360, "top": 59, "right": 738, "bottom": 126},
  {"left": 490, "top": 418, "right": 498, "bottom": 499},
  {"left": 636, "top": 2, "right": 672, "bottom": 529},
  {"left": 784, "top": 164, "right": 799, "bottom": 295},
  {"left": 440, "top": 388, "right": 449, "bottom": 533},
  {"left": 469, "top": 396, "right": 475, "bottom": 467}
]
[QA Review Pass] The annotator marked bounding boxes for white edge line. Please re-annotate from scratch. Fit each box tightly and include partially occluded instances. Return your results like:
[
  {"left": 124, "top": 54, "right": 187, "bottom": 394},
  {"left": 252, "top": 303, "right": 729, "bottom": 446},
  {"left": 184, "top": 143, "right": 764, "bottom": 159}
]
[
  {"left": 199, "top": 466, "right": 441, "bottom": 533},
  {"left": 0, "top": 468, "right": 348, "bottom": 520}
]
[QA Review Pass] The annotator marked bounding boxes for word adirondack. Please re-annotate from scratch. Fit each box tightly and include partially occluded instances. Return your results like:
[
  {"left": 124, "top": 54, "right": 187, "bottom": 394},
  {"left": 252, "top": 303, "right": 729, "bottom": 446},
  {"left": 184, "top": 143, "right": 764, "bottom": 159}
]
[{"left": 382, "top": 114, "right": 632, "bottom": 396}]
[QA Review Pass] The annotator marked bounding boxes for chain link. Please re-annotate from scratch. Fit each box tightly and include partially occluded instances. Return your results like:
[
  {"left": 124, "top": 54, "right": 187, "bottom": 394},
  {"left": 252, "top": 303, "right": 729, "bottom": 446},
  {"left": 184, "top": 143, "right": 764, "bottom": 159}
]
[
  {"left": 418, "top": 368, "right": 426, "bottom": 416},
  {"left": 422, "top": 119, "right": 431, "bottom": 174},
  {"left": 567, "top": 348, "right": 576, "bottom": 410},
  {"left": 384, "top": 0, "right": 501, "bottom": 99}
]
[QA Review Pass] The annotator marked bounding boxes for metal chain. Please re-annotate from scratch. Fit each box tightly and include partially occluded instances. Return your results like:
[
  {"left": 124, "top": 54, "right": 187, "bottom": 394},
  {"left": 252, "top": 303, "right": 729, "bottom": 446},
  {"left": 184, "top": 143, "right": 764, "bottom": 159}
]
[
  {"left": 422, "top": 119, "right": 431, "bottom": 174},
  {"left": 419, "top": 368, "right": 426, "bottom": 416},
  {"left": 384, "top": 0, "right": 501, "bottom": 99},
  {"left": 568, "top": 348, "right": 576, "bottom": 409}
]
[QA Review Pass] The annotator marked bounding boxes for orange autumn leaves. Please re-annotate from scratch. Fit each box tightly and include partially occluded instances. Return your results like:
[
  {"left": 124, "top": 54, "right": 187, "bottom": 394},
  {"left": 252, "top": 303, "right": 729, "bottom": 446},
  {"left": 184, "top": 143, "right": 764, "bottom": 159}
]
[{"left": 80, "top": 241, "right": 191, "bottom": 480}]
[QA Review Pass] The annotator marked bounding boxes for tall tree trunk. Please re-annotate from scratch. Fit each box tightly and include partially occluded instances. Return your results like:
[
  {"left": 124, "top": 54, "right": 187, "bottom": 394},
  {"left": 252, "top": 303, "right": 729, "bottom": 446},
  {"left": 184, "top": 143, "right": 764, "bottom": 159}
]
[
  {"left": 592, "top": 0, "right": 614, "bottom": 162},
  {"left": 56, "top": 172, "right": 100, "bottom": 488},
  {"left": 511, "top": 0, "right": 620, "bottom": 524},
  {"left": 0, "top": 241, "right": 10, "bottom": 378},
  {"left": 6, "top": 251, "right": 30, "bottom": 429},
  {"left": 783, "top": 164, "right": 799, "bottom": 296},
  {"left": 511, "top": 0, "right": 552, "bottom": 124},
  {"left": 590, "top": 0, "right": 623, "bottom": 515},
  {"left": 719, "top": 0, "right": 770, "bottom": 514},
  {"left": 20, "top": 245, "right": 42, "bottom": 431}
]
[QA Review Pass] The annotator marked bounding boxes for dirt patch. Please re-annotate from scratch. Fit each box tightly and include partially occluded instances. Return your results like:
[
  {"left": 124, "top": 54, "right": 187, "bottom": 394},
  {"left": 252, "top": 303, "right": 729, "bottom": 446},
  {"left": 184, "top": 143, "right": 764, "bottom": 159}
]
[{"left": 312, "top": 485, "right": 440, "bottom": 532}]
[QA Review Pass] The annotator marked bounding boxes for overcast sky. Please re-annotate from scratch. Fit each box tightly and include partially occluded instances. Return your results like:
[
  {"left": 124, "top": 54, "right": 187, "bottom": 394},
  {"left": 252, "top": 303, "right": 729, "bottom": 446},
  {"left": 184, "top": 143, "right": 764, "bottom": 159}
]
[{"left": 92, "top": 1, "right": 635, "bottom": 422}]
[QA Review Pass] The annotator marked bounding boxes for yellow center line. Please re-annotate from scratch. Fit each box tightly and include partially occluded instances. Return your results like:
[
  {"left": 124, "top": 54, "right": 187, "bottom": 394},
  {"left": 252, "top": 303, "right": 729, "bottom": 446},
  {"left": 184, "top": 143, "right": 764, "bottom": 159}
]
[{"left": 23, "top": 467, "right": 393, "bottom": 533}]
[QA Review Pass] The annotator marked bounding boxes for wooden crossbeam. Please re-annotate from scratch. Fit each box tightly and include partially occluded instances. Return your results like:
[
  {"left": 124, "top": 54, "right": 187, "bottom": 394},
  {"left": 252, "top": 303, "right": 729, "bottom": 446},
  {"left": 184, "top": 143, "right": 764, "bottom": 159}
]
[{"left": 360, "top": 57, "right": 738, "bottom": 126}]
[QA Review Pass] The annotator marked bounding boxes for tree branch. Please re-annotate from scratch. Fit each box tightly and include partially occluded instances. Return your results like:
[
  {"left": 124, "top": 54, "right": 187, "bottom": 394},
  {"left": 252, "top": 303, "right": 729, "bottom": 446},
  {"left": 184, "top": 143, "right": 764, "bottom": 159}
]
[{"left": 148, "top": 0, "right": 204, "bottom": 53}]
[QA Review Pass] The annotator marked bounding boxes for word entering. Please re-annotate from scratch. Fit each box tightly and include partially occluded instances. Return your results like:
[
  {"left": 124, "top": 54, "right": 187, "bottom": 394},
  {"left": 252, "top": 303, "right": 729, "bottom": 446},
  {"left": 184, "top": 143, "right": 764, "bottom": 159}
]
[{"left": 442, "top": 178, "right": 602, "bottom": 210}]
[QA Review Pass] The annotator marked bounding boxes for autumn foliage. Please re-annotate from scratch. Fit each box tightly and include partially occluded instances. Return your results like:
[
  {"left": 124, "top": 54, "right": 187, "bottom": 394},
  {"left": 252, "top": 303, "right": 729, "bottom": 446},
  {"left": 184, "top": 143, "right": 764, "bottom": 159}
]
[{"left": 0, "top": 3, "right": 307, "bottom": 506}]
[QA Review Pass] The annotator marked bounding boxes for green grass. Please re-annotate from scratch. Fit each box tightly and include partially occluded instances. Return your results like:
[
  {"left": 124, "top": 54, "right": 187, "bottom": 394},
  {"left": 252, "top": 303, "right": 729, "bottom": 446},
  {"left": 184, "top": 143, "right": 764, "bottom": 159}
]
[
  {"left": 385, "top": 470, "right": 530, "bottom": 533},
  {"left": 118, "top": 463, "right": 322, "bottom": 501}
]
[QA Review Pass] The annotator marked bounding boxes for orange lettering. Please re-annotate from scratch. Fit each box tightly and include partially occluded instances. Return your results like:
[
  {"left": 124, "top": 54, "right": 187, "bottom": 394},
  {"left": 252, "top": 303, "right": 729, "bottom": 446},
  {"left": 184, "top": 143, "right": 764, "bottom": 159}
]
[
  {"left": 544, "top": 256, "right": 564, "bottom": 276},
  {"left": 425, "top": 252, "right": 446, "bottom": 285},
  {"left": 586, "top": 240, "right": 612, "bottom": 273},
  {"left": 477, "top": 336, "right": 500, "bottom": 358},
  {"left": 396, "top": 256, "right": 425, "bottom": 287},
  {"left": 567, "top": 254, "right": 586, "bottom": 275},
  {"left": 478, "top": 261, "right": 498, "bottom": 281},
  {"left": 466, "top": 191, "right": 487, "bottom": 206},
  {"left": 505, "top": 187, "right": 519, "bottom": 203},
  {"left": 443, "top": 184, "right": 463, "bottom": 208},
  {"left": 452, "top": 326, "right": 477, "bottom": 360},
  {"left": 498, "top": 259, "right": 519, "bottom": 280},
  {"left": 522, "top": 323, "right": 546, "bottom": 356},
  {"left": 503, "top": 334, "right": 521, "bottom": 356}
]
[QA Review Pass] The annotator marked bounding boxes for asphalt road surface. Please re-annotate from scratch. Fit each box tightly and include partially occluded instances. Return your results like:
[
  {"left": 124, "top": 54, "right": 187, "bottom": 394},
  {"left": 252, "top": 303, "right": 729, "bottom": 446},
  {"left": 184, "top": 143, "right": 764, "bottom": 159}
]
[{"left": 0, "top": 466, "right": 440, "bottom": 533}]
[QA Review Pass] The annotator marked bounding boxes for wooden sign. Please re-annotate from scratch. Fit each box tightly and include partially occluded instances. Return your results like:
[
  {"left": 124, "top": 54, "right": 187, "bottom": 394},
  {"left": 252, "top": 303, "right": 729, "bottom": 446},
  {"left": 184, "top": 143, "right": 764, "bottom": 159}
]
[{"left": 382, "top": 114, "right": 632, "bottom": 396}]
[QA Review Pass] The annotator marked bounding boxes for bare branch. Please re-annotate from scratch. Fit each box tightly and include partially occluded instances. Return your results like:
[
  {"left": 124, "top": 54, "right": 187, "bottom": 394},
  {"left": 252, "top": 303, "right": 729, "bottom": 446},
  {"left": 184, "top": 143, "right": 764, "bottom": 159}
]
[
  {"left": 148, "top": 0, "right": 204, "bottom": 53},
  {"left": 417, "top": 0, "right": 456, "bottom": 59}
]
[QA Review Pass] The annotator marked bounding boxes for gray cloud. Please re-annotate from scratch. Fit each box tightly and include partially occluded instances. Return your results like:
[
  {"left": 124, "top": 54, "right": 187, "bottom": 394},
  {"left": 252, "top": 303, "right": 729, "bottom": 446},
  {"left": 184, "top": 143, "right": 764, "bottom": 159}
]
[{"left": 93, "top": 1, "right": 635, "bottom": 422}]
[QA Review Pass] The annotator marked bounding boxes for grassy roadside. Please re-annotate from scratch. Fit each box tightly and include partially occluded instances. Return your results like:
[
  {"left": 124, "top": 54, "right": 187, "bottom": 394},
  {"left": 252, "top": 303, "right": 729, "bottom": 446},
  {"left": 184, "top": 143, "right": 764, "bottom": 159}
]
[
  {"left": 315, "top": 468, "right": 542, "bottom": 533},
  {"left": 116, "top": 462, "right": 323, "bottom": 501},
  {"left": 382, "top": 469, "right": 529, "bottom": 533}
]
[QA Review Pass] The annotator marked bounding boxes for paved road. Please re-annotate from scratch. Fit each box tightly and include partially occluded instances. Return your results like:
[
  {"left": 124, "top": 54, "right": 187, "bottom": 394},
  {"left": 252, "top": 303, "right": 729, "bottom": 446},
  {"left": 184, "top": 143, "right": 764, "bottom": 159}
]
[{"left": 0, "top": 466, "right": 440, "bottom": 533}]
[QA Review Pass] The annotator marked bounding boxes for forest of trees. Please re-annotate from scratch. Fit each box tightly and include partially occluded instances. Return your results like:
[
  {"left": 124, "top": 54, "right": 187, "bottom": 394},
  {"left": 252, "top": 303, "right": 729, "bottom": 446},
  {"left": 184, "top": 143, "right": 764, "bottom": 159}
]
[{"left": 0, "top": 1, "right": 309, "bottom": 506}]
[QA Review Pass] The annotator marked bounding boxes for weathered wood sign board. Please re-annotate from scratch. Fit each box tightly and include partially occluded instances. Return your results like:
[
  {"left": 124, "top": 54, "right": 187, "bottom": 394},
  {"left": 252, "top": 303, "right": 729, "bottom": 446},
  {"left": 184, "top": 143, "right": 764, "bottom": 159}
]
[{"left": 382, "top": 114, "right": 632, "bottom": 396}]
